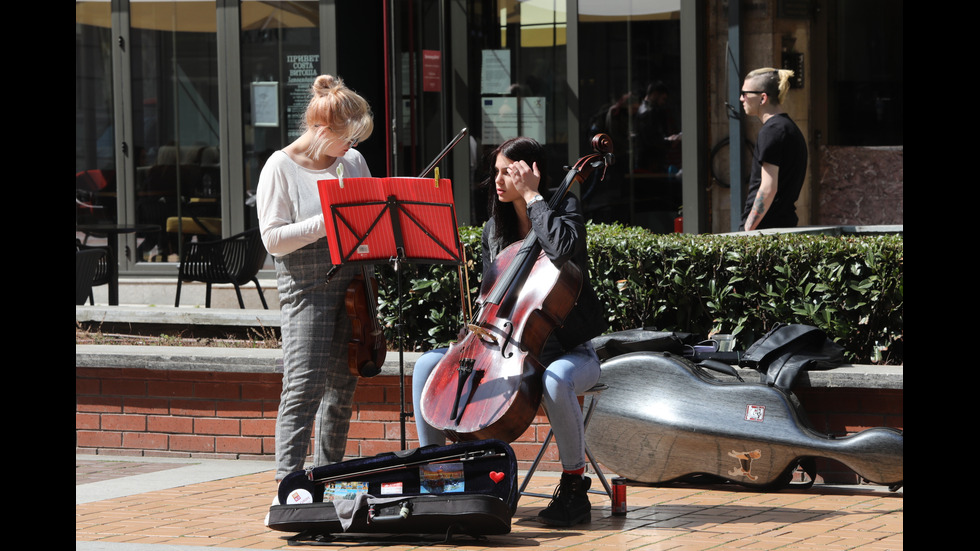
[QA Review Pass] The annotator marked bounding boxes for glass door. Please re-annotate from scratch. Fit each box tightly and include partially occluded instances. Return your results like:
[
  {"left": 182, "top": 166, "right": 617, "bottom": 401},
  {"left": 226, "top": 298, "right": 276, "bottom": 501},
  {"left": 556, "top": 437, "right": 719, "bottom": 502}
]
[
  {"left": 461, "top": 0, "right": 568, "bottom": 224},
  {"left": 76, "top": 1, "right": 117, "bottom": 230},
  {"left": 240, "top": 0, "right": 321, "bottom": 233},
  {"left": 129, "top": 0, "right": 220, "bottom": 263},
  {"left": 577, "top": 1, "right": 682, "bottom": 233},
  {"left": 390, "top": 0, "right": 452, "bottom": 180}
]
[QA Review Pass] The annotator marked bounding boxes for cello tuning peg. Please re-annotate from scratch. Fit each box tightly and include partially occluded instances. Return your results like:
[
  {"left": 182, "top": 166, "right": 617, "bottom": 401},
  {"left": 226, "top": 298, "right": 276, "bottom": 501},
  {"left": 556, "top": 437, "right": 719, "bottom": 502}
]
[{"left": 591, "top": 133, "right": 614, "bottom": 155}]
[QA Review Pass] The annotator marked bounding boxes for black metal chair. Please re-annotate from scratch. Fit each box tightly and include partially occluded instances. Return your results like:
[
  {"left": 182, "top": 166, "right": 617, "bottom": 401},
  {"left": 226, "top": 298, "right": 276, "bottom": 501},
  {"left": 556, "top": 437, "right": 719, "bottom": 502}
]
[
  {"left": 174, "top": 227, "right": 269, "bottom": 309},
  {"left": 76, "top": 240, "right": 113, "bottom": 305},
  {"left": 76, "top": 248, "right": 106, "bottom": 306}
]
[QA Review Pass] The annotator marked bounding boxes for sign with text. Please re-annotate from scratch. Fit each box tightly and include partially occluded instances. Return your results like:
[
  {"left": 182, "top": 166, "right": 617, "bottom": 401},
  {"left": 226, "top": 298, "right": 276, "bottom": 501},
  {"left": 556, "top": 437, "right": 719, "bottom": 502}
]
[
  {"left": 423, "top": 50, "right": 442, "bottom": 92},
  {"left": 284, "top": 53, "right": 319, "bottom": 139},
  {"left": 481, "top": 96, "right": 546, "bottom": 145}
]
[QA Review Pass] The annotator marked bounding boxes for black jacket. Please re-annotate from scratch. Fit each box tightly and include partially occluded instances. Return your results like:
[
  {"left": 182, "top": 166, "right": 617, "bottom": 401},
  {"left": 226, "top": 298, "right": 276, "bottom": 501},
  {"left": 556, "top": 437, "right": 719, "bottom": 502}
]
[{"left": 481, "top": 193, "right": 607, "bottom": 361}]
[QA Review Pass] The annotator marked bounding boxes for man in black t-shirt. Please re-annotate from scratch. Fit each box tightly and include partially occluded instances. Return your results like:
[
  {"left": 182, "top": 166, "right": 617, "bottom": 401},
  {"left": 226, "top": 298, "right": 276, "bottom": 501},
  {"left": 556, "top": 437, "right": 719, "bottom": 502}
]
[{"left": 738, "top": 68, "right": 808, "bottom": 231}]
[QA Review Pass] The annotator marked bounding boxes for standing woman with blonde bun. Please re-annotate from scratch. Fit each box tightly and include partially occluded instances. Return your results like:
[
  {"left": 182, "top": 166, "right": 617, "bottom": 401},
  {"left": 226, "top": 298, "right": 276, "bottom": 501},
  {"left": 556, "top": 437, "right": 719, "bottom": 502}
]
[
  {"left": 256, "top": 75, "right": 374, "bottom": 481},
  {"left": 738, "top": 68, "right": 807, "bottom": 231}
]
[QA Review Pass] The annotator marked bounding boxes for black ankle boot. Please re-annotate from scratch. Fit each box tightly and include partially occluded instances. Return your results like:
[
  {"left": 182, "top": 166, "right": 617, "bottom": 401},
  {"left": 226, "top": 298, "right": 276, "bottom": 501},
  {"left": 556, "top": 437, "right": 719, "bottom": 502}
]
[{"left": 537, "top": 473, "right": 592, "bottom": 526}]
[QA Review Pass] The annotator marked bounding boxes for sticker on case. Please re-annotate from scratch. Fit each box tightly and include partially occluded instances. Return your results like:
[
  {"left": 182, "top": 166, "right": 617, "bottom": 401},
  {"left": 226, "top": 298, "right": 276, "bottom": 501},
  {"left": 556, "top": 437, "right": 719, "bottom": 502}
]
[
  {"left": 420, "top": 462, "right": 465, "bottom": 494},
  {"left": 745, "top": 404, "right": 766, "bottom": 422}
]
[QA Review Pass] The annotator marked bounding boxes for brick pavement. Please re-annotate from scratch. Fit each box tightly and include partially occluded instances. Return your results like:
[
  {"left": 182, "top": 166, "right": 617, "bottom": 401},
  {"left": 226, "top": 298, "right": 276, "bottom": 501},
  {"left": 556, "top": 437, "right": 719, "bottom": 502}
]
[{"left": 76, "top": 456, "right": 902, "bottom": 550}]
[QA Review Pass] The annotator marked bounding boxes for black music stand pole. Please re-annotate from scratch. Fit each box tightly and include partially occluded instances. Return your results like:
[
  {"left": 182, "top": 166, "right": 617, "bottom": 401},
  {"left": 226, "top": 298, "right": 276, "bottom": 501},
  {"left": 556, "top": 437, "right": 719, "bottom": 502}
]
[{"left": 392, "top": 251, "right": 408, "bottom": 449}]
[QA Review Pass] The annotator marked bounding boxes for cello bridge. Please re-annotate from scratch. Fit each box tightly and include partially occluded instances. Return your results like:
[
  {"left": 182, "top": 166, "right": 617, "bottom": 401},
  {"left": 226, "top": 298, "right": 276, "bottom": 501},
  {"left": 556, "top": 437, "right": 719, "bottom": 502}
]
[{"left": 466, "top": 324, "right": 497, "bottom": 344}]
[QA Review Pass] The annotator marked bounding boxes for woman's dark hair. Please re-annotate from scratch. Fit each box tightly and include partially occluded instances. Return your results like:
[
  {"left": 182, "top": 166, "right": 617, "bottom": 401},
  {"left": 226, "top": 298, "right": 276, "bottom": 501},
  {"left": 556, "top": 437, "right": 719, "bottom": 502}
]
[{"left": 485, "top": 137, "right": 549, "bottom": 245}]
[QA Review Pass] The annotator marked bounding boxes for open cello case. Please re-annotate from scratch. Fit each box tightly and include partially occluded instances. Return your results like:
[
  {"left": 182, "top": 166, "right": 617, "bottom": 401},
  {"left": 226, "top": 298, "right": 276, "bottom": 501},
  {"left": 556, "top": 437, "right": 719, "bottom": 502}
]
[
  {"left": 585, "top": 326, "right": 903, "bottom": 491},
  {"left": 266, "top": 439, "right": 519, "bottom": 543}
]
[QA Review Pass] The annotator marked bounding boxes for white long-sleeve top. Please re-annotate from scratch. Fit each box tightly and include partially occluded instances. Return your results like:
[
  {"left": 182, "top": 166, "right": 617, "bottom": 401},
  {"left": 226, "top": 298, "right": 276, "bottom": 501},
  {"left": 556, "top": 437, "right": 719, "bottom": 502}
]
[{"left": 256, "top": 149, "right": 372, "bottom": 257}]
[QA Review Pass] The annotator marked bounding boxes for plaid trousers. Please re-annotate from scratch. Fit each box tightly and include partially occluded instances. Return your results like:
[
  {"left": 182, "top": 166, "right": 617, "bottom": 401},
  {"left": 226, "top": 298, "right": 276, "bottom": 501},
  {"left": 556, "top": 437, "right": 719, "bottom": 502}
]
[{"left": 274, "top": 238, "right": 360, "bottom": 480}]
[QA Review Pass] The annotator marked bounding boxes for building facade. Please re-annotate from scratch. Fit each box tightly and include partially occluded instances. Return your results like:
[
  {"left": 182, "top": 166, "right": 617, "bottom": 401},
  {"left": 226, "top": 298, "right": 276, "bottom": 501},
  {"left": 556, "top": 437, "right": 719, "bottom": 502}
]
[{"left": 76, "top": 0, "right": 902, "bottom": 277}]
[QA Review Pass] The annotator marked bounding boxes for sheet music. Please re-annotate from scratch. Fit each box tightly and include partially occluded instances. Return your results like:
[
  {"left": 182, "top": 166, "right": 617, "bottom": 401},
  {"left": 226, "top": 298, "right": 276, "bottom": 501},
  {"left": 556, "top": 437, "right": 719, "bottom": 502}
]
[{"left": 317, "top": 177, "right": 462, "bottom": 266}]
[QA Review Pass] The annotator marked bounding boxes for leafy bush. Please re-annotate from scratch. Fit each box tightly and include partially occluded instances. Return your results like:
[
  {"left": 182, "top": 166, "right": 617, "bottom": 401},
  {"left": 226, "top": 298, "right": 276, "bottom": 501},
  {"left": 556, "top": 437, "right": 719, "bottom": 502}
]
[
  {"left": 375, "top": 225, "right": 483, "bottom": 352},
  {"left": 376, "top": 223, "right": 903, "bottom": 365}
]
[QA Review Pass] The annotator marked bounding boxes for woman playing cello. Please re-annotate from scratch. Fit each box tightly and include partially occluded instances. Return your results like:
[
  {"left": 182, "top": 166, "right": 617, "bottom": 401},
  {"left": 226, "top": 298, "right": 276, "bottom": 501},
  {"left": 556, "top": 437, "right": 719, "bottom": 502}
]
[{"left": 411, "top": 137, "right": 608, "bottom": 526}]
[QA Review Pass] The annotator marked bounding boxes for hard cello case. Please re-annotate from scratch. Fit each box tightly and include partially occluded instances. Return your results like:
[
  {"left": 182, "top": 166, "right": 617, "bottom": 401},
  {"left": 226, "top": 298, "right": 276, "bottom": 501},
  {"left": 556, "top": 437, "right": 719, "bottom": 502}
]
[
  {"left": 585, "top": 350, "right": 903, "bottom": 490},
  {"left": 266, "top": 439, "right": 518, "bottom": 540}
]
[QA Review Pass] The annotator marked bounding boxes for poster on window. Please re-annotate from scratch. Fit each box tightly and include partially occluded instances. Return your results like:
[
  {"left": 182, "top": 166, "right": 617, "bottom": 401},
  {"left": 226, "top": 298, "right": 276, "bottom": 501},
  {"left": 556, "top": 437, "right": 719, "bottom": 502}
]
[
  {"left": 422, "top": 50, "right": 442, "bottom": 92},
  {"left": 481, "top": 96, "right": 546, "bottom": 145},
  {"left": 284, "top": 53, "right": 320, "bottom": 139},
  {"left": 251, "top": 82, "right": 279, "bottom": 127},
  {"left": 481, "top": 50, "right": 511, "bottom": 95}
]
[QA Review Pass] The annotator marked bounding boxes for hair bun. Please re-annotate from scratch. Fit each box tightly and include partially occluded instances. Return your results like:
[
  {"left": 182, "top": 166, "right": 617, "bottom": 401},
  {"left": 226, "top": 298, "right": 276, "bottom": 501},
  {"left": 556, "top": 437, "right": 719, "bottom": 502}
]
[{"left": 313, "top": 75, "right": 340, "bottom": 95}]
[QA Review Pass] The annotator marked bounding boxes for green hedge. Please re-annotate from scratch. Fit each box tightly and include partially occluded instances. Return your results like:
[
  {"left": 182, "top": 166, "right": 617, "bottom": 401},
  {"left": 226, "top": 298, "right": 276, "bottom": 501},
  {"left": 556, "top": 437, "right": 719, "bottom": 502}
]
[{"left": 376, "top": 224, "right": 903, "bottom": 365}]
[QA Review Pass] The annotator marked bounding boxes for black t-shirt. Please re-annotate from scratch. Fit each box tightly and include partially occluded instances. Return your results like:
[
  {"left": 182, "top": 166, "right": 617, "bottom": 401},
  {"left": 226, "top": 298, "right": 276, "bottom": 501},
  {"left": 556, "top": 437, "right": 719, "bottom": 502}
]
[{"left": 740, "top": 113, "right": 808, "bottom": 229}]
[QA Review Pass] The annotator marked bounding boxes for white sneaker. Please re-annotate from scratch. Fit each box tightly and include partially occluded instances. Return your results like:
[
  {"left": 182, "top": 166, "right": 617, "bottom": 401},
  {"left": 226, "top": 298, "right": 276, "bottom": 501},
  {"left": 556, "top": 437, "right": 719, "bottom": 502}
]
[{"left": 263, "top": 494, "right": 280, "bottom": 527}]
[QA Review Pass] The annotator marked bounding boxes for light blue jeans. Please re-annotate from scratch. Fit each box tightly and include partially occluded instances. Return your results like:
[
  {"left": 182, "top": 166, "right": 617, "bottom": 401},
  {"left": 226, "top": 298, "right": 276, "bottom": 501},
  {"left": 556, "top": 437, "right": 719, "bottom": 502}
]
[{"left": 412, "top": 343, "right": 601, "bottom": 472}]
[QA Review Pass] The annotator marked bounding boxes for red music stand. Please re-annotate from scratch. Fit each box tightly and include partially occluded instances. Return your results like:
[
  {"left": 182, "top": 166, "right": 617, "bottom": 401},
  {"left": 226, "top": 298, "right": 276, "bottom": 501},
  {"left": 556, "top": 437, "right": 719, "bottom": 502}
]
[
  {"left": 318, "top": 176, "right": 462, "bottom": 269},
  {"left": 318, "top": 176, "right": 463, "bottom": 448}
]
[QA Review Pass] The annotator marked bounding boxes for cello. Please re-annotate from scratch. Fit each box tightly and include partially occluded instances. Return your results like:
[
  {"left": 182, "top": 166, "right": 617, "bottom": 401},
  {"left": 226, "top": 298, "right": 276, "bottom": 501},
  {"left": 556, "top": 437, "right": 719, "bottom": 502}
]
[{"left": 419, "top": 134, "right": 614, "bottom": 443}]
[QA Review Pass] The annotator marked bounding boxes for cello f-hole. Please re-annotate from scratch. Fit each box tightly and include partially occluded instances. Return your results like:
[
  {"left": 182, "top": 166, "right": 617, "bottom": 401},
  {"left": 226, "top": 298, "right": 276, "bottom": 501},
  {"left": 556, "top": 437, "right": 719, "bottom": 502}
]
[{"left": 501, "top": 321, "right": 515, "bottom": 359}]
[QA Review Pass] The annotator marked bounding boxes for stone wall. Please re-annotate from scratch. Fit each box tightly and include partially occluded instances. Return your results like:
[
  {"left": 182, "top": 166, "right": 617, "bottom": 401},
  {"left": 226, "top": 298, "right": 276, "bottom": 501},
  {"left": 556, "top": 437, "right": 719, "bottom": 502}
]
[{"left": 816, "top": 146, "right": 904, "bottom": 225}]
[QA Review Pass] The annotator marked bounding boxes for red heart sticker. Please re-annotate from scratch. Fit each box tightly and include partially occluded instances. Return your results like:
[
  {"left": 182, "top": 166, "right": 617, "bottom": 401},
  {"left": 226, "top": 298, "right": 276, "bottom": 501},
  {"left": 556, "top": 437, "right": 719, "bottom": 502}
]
[{"left": 489, "top": 471, "right": 505, "bottom": 483}]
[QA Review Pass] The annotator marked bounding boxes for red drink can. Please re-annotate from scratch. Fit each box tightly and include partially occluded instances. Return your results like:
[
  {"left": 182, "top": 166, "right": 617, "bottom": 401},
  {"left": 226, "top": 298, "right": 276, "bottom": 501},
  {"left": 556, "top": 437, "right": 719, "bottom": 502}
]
[{"left": 612, "top": 477, "right": 627, "bottom": 516}]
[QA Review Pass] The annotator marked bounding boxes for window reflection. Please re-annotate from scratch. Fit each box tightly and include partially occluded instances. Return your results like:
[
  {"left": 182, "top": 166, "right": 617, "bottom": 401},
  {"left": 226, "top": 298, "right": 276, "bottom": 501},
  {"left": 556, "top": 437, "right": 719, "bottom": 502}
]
[
  {"left": 241, "top": 0, "right": 320, "bottom": 233},
  {"left": 131, "top": 1, "right": 220, "bottom": 263},
  {"left": 578, "top": 2, "right": 682, "bottom": 233},
  {"left": 466, "top": 0, "right": 567, "bottom": 224},
  {"left": 76, "top": 1, "right": 117, "bottom": 229}
]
